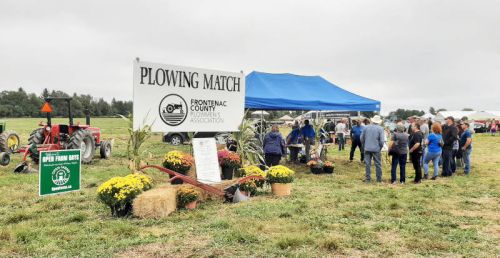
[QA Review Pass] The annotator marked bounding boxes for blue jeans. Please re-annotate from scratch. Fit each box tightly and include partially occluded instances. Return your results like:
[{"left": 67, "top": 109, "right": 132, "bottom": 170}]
[
  {"left": 424, "top": 151, "right": 441, "bottom": 177},
  {"left": 337, "top": 133, "right": 345, "bottom": 151},
  {"left": 463, "top": 148, "right": 472, "bottom": 174},
  {"left": 364, "top": 151, "right": 382, "bottom": 182},
  {"left": 391, "top": 153, "right": 407, "bottom": 183}
]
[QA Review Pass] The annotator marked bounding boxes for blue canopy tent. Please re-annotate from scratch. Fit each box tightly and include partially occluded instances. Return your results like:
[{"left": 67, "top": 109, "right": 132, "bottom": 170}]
[{"left": 245, "top": 71, "right": 381, "bottom": 111}]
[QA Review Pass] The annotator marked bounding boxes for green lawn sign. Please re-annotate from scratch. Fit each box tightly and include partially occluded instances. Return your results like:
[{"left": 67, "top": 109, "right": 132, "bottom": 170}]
[{"left": 39, "top": 149, "right": 81, "bottom": 196}]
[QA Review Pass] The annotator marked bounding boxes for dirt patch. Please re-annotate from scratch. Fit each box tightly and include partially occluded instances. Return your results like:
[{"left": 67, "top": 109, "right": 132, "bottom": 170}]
[{"left": 116, "top": 236, "right": 210, "bottom": 258}]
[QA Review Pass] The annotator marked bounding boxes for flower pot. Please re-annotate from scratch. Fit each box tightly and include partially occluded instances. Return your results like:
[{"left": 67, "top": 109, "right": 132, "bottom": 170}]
[
  {"left": 111, "top": 203, "right": 133, "bottom": 217},
  {"left": 271, "top": 183, "right": 292, "bottom": 196},
  {"left": 185, "top": 201, "right": 197, "bottom": 210},
  {"left": 221, "top": 166, "right": 235, "bottom": 180},
  {"left": 310, "top": 167, "right": 323, "bottom": 174},
  {"left": 323, "top": 167, "right": 334, "bottom": 174}
]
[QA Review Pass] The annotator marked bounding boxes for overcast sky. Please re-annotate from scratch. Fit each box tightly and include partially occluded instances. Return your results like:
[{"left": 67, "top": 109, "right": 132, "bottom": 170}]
[{"left": 1, "top": 0, "right": 499, "bottom": 114}]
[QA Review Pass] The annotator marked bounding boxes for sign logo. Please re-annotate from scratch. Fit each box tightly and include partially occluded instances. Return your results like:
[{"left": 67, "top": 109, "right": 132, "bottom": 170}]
[
  {"left": 51, "top": 166, "right": 70, "bottom": 186},
  {"left": 159, "top": 94, "right": 188, "bottom": 126}
]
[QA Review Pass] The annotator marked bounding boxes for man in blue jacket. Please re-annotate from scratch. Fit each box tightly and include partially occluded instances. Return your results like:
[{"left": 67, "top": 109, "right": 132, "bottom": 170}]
[
  {"left": 300, "top": 120, "right": 316, "bottom": 162},
  {"left": 350, "top": 120, "right": 364, "bottom": 162},
  {"left": 286, "top": 122, "right": 301, "bottom": 163}
]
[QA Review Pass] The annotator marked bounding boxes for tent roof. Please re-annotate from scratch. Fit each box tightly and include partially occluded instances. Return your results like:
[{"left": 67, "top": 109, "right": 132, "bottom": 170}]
[
  {"left": 278, "top": 115, "right": 294, "bottom": 120},
  {"left": 485, "top": 111, "right": 500, "bottom": 117},
  {"left": 468, "top": 111, "right": 500, "bottom": 120},
  {"left": 245, "top": 71, "right": 381, "bottom": 111},
  {"left": 250, "top": 110, "right": 269, "bottom": 115},
  {"left": 421, "top": 113, "right": 435, "bottom": 119},
  {"left": 435, "top": 111, "right": 475, "bottom": 120}
]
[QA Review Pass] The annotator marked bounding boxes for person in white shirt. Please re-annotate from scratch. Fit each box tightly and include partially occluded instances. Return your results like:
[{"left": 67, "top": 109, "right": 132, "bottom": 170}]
[{"left": 335, "top": 118, "right": 347, "bottom": 151}]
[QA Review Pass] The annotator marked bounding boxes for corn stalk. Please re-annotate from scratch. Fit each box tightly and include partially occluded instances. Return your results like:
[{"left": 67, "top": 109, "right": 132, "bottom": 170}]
[
  {"left": 119, "top": 115, "right": 153, "bottom": 172},
  {"left": 231, "top": 112, "right": 263, "bottom": 166}
]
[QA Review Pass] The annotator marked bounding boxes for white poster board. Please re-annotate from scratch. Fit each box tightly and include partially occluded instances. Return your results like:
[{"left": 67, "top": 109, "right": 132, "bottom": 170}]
[
  {"left": 133, "top": 60, "right": 245, "bottom": 132},
  {"left": 192, "top": 138, "right": 221, "bottom": 184}
]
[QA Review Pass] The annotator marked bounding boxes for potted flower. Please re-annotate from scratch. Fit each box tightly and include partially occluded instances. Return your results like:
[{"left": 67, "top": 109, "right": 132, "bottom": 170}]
[
  {"left": 238, "top": 180, "right": 257, "bottom": 197},
  {"left": 323, "top": 161, "right": 335, "bottom": 174},
  {"left": 97, "top": 173, "right": 153, "bottom": 217},
  {"left": 240, "top": 165, "right": 266, "bottom": 187},
  {"left": 217, "top": 149, "right": 241, "bottom": 180},
  {"left": 307, "top": 160, "right": 324, "bottom": 174},
  {"left": 176, "top": 186, "right": 200, "bottom": 210},
  {"left": 163, "top": 151, "right": 194, "bottom": 184},
  {"left": 266, "top": 165, "right": 295, "bottom": 196}
]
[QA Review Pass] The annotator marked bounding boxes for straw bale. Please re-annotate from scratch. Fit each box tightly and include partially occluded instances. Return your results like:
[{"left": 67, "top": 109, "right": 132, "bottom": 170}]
[{"left": 133, "top": 185, "right": 177, "bottom": 219}]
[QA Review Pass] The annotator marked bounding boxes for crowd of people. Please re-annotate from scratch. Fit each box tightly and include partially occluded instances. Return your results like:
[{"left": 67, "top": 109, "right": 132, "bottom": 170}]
[
  {"left": 260, "top": 114, "right": 476, "bottom": 184},
  {"left": 360, "top": 115, "right": 473, "bottom": 184}
]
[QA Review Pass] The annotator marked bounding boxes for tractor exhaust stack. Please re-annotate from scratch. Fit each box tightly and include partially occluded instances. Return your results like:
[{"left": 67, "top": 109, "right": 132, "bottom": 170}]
[{"left": 85, "top": 109, "right": 91, "bottom": 125}]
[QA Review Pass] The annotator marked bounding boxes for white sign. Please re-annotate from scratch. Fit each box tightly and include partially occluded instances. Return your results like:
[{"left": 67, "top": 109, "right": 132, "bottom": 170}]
[
  {"left": 192, "top": 138, "right": 221, "bottom": 184},
  {"left": 133, "top": 60, "right": 245, "bottom": 132}
]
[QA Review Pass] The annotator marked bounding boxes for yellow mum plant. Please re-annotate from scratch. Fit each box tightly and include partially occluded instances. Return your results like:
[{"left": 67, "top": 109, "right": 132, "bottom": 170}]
[
  {"left": 97, "top": 174, "right": 153, "bottom": 217},
  {"left": 163, "top": 151, "right": 194, "bottom": 174},
  {"left": 241, "top": 165, "right": 266, "bottom": 178},
  {"left": 241, "top": 165, "right": 266, "bottom": 188},
  {"left": 266, "top": 165, "right": 295, "bottom": 184},
  {"left": 176, "top": 186, "right": 200, "bottom": 208}
]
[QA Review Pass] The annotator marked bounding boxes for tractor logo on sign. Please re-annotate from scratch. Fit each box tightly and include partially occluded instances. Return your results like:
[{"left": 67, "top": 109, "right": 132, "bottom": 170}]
[
  {"left": 159, "top": 94, "right": 188, "bottom": 126},
  {"left": 51, "top": 166, "right": 70, "bottom": 186}
]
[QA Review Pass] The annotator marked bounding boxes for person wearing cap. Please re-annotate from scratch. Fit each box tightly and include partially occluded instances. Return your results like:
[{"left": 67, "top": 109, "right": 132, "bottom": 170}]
[
  {"left": 360, "top": 115, "right": 385, "bottom": 183},
  {"left": 390, "top": 124, "right": 409, "bottom": 184},
  {"left": 442, "top": 116, "right": 458, "bottom": 177},
  {"left": 460, "top": 122, "right": 473, "bottom": 175}
]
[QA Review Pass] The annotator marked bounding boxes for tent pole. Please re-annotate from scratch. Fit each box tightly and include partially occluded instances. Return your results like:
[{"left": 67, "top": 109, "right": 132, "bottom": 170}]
[{"left": 260, "top": 110, "right": 263, "bottom": 147}]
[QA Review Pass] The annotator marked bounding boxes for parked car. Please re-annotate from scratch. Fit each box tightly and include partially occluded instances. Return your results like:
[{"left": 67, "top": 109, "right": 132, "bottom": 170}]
[
  {"left": 473, "top": 122, "right": 487, "bottom": 133},
  {"left": 163, "top": 132, "right": 230, "bottom": 145}
]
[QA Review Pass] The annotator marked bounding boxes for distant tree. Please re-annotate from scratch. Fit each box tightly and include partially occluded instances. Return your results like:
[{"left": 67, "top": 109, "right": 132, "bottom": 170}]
[
  {"left": 388, "top": 109, "right": 425, "bottom": 120},
  {"left": 462, "top": 108, "right": 474, "bottom": 111},
  {"left": 429, "top": 107, "right": 436, "bottom": 115},
  {"left": 436, "top": 108, "right": 447, "bottom": 113},
  {"left": 361, "top": 111, "right": 375, "bottom": 117},
  {"left": 0, "top": 88, "right": 131, "bottom": 118}
]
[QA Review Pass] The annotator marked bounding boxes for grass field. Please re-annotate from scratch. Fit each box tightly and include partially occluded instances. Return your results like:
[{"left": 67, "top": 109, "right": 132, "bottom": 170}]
[{"left": 0, "top": 118, "right": 499, "bottom": 257}]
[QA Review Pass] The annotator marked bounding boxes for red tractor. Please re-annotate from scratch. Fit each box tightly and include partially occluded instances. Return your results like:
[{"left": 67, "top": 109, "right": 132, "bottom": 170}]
[{"left": 13, "top": 97, "right": 112, "bottom": 173}]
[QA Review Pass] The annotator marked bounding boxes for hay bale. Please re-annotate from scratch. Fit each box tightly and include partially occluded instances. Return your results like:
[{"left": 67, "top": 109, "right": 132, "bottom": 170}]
[
  {"left": 133, "top": 179, "right": 240, "bottom": 218},
  {"left": 133, "top": 185, "right": 177, "bottom": 219}
]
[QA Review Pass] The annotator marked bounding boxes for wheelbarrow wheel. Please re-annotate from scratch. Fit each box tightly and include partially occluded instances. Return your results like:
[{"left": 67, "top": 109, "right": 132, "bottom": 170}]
[{"left": 0, "top": 152, "right": 10, "bottom": 166}]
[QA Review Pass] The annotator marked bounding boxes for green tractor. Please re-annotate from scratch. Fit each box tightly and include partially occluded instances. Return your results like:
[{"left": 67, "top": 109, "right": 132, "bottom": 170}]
[{"left": 0, "top": 121, "right": 21, "bottom": 166}]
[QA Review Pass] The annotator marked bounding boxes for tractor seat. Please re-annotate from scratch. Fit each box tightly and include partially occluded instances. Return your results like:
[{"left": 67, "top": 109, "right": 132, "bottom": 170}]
[{"left": 59, "top": 125, "right": 69, "bottom": 134}]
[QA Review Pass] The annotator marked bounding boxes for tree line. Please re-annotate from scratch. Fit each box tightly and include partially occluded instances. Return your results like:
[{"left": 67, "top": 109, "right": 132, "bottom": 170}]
[{"left": 0, "top": 88, "right": 132, "bottom": 118}]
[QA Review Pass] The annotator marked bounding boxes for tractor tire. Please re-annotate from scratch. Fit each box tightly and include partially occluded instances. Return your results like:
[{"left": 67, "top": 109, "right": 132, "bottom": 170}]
[
  {"left": 100, "top": 140, "right": 112, "bottom": 159},
  {"left": 28, "top": 128, "right": 45, "bottom": 145},
  {"left": 68, "top": 130, "right": 95, "bottom": 164},
  {"left": 28, "top": 128, "right": 45, "bottom": 164},
  {"left": 0, "top": 152, "right": 10, "bottom": 166},
  {"left": 0, "top": 131, "right": 20, "bottom": 153}
]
